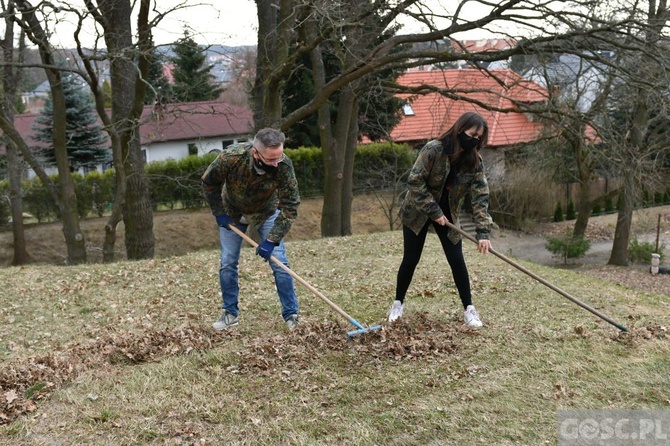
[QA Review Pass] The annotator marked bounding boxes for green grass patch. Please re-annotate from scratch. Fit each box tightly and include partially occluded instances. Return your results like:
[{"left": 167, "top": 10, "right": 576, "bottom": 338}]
[{"left": 0, "top": 230, "right": 668, "bottom": 444}]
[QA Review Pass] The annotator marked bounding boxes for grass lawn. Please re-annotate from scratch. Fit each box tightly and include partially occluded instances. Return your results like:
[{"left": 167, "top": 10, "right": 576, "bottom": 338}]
[{"left": 0, "top": 230, "right": 668, "bottom": 445}]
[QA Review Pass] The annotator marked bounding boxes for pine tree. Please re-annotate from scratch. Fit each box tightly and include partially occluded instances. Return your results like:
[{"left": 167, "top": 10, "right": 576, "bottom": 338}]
[
  {"left": 144, "top": 45, "right": 173, "bottom": 105},
  {"left": 171, "top": 32, "right": 222, "bottom": 102},
  {"left": 32, "top": 72, "right": 110, "bottom": 171}
]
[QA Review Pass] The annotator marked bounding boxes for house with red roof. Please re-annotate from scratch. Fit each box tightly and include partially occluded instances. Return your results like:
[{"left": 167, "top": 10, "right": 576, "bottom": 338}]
[
  {"left": 389, "top": 68, "right": 548, "bottom": 180},
  {"left": 140, "top": 100, "right": 252, "bottom": 162},
  {"left": 0, "top": 100, "right": 253, "bottom": 176}
]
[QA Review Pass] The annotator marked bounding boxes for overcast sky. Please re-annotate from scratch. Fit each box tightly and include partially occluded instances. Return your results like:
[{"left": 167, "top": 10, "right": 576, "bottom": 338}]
[
  {"left": 47, "top": 1, "right": 259, "bottom": 49},
  {"left": 153, "top": 1, "right": 258, "bottom": 47},
  {"left": 44, "top": 0, "right": 502, "bottom": 50}
]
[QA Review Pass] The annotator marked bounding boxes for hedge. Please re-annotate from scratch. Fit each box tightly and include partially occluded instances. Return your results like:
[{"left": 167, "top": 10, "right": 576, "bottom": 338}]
[{"left": 0, "top": 142, "right": 416, "bottom": 222}]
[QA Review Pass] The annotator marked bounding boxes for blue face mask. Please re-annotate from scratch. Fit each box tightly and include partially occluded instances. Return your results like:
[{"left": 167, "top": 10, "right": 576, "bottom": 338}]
[{"left": 458, "top": 132, "right": 479, "bottom": 150}]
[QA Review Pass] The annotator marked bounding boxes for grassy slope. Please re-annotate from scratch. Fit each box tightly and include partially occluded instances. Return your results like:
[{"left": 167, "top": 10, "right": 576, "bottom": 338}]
[{"left": 0, "top": 230, "right": 668, "bottom": 445}]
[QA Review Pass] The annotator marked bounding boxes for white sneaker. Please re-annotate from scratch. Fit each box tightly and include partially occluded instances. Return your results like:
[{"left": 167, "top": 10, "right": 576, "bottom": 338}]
[
  {"left": 464, "top": 305, "right": 483, "bottom": 327},
  {"left": 388, "top": 300, "right": 404, "bottom": 322}
]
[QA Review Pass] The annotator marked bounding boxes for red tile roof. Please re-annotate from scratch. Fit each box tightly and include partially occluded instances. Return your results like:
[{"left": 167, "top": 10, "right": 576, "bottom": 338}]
[
  {"left": 140, "top": 101, "right": 252, "bottom": 144},
  {"left": 0, "top": 100, "right": 253, "bottom": 153},
  {"left": 390, "top": 69, "right": 548, "bottom": 147}
]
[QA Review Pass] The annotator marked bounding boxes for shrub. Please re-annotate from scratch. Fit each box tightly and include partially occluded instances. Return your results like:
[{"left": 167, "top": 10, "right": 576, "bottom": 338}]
[
  {"left": 545, "top": 233, "right": 591, "bottom": 264},
  {"left": 72, "top": 172, "right": 93, "bottom": 218},
  {"left": 628, "top": 238, "right": 665, "bottom": 264},
  {"left": 286, "top": 142, "right": 416, "bottom": 197},
  {"left": 654, "top": 191, "right": 664, "bottom": 204},
  {"left": 23, "top": 176, "right": 59, "bottom": 222},
  {"left": 353, "top": 142, "right": 416, "bottom": 193},
  {"left": 88, "top": 169, "right": 115, "bottom": 217},
  {"left": 489, "top": 167, "right": 556, "bottom": 230},
  {"left": 566, "top": 199, "right": 576, "bottom": 220},
  {"left": 592, "top": 202, "right": 602, "bottom": 216},
  {"left": 604, "top": 197, "right": 614, "bottom": 213},
  {"left": 553, "top": 202, "right": 564, "bottom": 222}
]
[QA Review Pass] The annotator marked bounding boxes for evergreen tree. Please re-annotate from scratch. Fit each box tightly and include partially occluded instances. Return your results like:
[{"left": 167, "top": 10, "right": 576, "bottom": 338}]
[
  {"left": 144, "top": 45, "right": 173, "bottom": 105},
  {"left": 171, "top": 32, "right": 222, "bottom": 102},
  {"left": 282, "top": 25, "right": 405, "bottom": 147},
  {"left": 32, "top": 72, "right": 110, "bottom": 171}
]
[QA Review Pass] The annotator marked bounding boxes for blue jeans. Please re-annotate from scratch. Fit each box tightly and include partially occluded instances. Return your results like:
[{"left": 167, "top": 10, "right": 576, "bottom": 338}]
[{"left": 218, "top": 209, "right": 299, "bottom": 321}]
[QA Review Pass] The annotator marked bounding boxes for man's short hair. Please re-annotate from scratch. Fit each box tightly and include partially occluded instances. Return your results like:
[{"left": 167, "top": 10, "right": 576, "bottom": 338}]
[{"left": 254, "top": 128, "right": 286, "bottom": 149}]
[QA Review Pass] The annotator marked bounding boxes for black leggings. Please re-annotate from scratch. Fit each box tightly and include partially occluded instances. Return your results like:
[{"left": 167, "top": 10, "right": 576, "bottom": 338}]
[{"left": 396, "top": 222, "right": 472, "bottom": 309}]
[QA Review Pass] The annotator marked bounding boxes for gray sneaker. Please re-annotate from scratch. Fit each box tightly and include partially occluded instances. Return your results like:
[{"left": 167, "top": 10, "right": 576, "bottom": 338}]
[
  {"left": 212, "top": 310, "right": 238, "bottom": 330},
  {"left": 285, "top": 314, "right": 299, "bottom": 331}
]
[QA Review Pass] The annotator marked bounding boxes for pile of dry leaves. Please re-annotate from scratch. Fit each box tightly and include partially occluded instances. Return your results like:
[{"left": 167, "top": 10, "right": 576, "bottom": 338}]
[{"left": 1, "top": 313, "right": 665, "bottom": 425}]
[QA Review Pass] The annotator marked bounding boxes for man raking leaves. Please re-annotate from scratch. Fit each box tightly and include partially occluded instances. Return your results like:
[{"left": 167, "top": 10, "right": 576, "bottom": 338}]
[{"left": 202, "top": 128, "right": 301, "bottom": 332}]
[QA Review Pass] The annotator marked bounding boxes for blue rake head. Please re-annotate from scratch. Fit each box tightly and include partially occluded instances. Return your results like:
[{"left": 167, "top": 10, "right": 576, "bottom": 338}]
[{"left": 347, "top": 324, "right": 383, "bottom": 339}]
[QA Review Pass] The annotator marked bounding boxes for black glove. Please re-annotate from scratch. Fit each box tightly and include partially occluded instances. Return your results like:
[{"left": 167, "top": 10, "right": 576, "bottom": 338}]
[
  {"left": 256, "top": 239, "right": 278, "bottom": 260},
  {"left": 215, "top": 214, "right": 233, "bottom": 230}
]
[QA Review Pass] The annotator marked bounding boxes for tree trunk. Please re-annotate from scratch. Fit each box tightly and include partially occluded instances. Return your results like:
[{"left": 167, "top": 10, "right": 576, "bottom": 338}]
[
  {"left": 608, "top": 1, "right": 667, "bottom": 265},
  {"left": 321, "top": 90, "right": 357, "bottom": 237},
  {"left": 1, "top": 9, "right": 28, "bottom": 265},
  {"left": 321, "top": 138, "right": 343, "bottom": 236},
  {"left": 6, "top": 142, "right": 28, "bottom": 265},
  {"left": 51, "top": 74, "right": 87, "bottom": 264},
  {"left": 97, "top": 0, "right": 155, "bottom": 261},
  {"left": 318, "top": 8, "right": 364, "bottom": 237},
  {"left": 253, "top": 0, "right": 296, "bottom": 129},
  {"left": 573, "top": 180, "right": 592, "bottom": 238},
  {"left": 102, "top": 140, "right": 126, "bottom": 262},
  {"left": 340, "top": 100, "right": 359, "bottom": 236},
  {"left": 608, "top": 175, "right": 635, "bottom": 266},
  {"left": 123, "top": 133, "right": 154, "bottom": 259},
  {"left": 13, "top": 0, "right": 86, "bottom": 264}
]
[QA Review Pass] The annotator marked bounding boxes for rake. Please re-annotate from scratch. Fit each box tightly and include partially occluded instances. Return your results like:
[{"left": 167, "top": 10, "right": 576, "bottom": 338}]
[
  {"left": 228, "top": 225, "right": 383, "bottom": 338},
  {"left": 445, "top": 221, "right": 629, "bottom": 332}
]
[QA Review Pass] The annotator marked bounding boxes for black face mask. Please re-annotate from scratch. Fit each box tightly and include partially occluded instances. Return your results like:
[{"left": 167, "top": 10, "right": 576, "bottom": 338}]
[
  {"left": 254, "top": 157, "right": 279, "bottom": 174},
  {"left": 458, "top": 132, "right": 479, "bottom": 151}
]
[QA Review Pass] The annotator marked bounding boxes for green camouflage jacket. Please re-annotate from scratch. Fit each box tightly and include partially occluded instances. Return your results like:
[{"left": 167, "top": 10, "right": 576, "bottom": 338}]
[
  {"left": 201, "top": 143, "right": 300, "bottom": 242},
  {"left": 399, "top": 139, "right": 492, "bottom": 244}
]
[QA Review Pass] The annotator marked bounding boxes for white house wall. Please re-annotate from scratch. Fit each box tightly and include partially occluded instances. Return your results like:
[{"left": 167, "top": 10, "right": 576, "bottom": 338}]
[
  {"left": 142, "top": 136, "right": 248, "bottom": 163},
  {"left": 24, "top": 136, "right": 248, "bottom": 179}
]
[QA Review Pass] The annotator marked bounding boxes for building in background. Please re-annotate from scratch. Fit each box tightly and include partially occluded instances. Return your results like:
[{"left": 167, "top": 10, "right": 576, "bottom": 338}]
[
  {"left": 0, "top": 100, "right": 253, "bottom": 179},
  {"left": 386, "top": 68, "right": 548, "bottom": 181}
]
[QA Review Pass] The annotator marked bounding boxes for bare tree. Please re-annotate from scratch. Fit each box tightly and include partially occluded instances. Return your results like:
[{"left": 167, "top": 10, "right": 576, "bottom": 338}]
[
  {"left": 0, "top": 1, "right": 28, "bottom": 265},
  {"left": 76, "top": 0, "right": 155, "bottom": 261},
  {"left": 605, "top": 1, "right": 670, "bottom": 265},
  {"left": 0, "top": 0, "right": 87, "bottom": 264},
  {"left": 523, "top": 49, "right": 620, "bottom": 238},
  {"left": 253, "top": 0, "right": 636, "bottom": 237}
]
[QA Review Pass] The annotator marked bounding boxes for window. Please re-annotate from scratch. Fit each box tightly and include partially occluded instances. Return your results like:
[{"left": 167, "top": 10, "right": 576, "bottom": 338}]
[
  {"left": 221, "top": 140, "right": 234, "bottom": 149},
  {"left": 402, "top": 102, "right": 415, "bottom": 116},
  {"left": 188, "top": 143, "right": 198, "bottom": 156}
]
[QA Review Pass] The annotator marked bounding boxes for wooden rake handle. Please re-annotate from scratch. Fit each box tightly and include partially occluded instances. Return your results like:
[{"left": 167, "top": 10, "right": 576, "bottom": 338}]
[
  {"left": 227, "top": 224, "right": 358, "bottom": 323},
  {"left": 444, "top": 220, "right": 628, "bottom": 332}
]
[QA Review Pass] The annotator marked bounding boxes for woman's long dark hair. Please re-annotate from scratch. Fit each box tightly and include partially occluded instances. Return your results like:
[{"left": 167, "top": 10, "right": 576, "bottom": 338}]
[{"left": 439, "top": 111, "right": 489, "bottom": 170}]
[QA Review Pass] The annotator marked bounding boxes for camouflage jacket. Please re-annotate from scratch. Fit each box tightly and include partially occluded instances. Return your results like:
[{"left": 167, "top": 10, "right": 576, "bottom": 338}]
[
  {"left": 201, "top": 143, "right": 300, "bottom": 242},
  {"left": 399, "top": 139, "right": 492, "bottom": 244}
]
